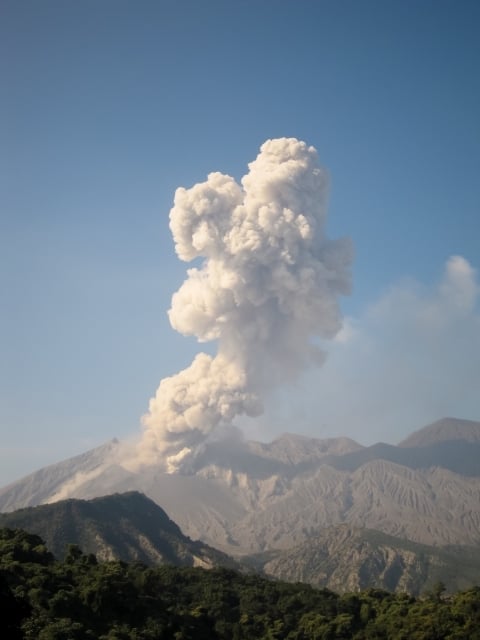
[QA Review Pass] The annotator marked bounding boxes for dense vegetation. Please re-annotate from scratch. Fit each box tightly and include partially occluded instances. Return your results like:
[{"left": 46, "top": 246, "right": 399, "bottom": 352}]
[{"left": 2, "top": 527, "right": 480, "bottom": 640}]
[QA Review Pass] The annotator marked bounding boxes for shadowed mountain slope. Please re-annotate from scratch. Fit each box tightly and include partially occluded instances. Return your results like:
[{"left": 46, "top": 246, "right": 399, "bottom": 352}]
[
  {"left": 324, "top": 439, "right": 480, "bottom": 476},
  {"left": 0, "top": 491, "right": 238, "bottom": 569},
  {"left": 1, "top": 418, "right": 480, "bottom": 555}
]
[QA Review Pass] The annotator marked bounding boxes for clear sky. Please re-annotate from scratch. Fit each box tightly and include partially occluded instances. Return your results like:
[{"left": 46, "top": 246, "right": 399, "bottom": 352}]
[{"left": 1, "top": 0, "right": 479, "bottom": 485}]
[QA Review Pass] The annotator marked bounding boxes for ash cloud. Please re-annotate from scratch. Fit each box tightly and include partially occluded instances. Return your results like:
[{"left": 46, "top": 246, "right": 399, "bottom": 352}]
[
  {"left": 136, "top": 138, "right": 352, "bottom": 472},
  {"left": 268, "top": 255, "right": 480, "bottom": 445}
]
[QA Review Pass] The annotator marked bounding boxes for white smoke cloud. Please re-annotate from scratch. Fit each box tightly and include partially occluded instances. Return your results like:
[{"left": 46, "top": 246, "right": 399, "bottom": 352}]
[{"left": 136, "top": 138, "right": 352, "bottom": 471}]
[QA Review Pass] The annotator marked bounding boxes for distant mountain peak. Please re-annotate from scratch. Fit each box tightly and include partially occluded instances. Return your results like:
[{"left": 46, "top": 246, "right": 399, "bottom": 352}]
[
  {"left": 398, "top": 417, "right": 480, "bottom": 448},
  {"left": 247, "top": 433, "right": 363, "bottom": 466}
]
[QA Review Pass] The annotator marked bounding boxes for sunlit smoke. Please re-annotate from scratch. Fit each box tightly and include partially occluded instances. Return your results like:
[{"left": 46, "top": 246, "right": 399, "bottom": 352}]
[{"left": 137, "top": 138, "right": 352, "bottom": 472}]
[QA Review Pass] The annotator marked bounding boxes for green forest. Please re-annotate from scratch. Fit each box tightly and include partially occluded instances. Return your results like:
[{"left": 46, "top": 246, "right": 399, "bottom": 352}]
[{"left": 2, "top": 527, "right": 480, "bottom": 640}]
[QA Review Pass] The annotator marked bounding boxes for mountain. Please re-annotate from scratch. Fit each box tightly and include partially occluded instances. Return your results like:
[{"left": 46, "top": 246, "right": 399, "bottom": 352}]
[
  {"left": 247, "top": 525, "right": 480, "bottom": 595},
  {"left": 0, "top": 439, "right": 125, "bottom": 512},
  {"left": 1, "top": 418, "right": 480, "bottom": 557},
  {"left": 3, "top": 492, "right": 480, "bottom": 596},
  {"left": 0, "top": 491, "right": 237, "bottom": 569},
  {"left": 398, "top": 417, "right": 480, "bottom": 448}
]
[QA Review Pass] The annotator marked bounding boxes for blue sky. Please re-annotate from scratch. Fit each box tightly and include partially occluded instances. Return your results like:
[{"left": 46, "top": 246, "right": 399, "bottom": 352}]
[{"left": 1, "top": 0, "right": 479, "bottom": 485}]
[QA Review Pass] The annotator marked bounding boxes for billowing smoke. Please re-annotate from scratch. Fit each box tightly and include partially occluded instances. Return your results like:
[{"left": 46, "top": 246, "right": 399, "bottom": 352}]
[{"left": 137, "top": 138, "right": 352, "bottom": 472}]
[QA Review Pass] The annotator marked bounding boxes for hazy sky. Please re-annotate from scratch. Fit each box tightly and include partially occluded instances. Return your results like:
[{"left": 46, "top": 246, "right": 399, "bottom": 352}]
[{"left": 1, "top": 0, "right": 479, "bottom": 485}]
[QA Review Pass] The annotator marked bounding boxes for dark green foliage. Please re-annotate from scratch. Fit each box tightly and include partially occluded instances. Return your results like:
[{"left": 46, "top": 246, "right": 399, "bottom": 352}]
[{"left": 1, "top": 527, "right": 480, "bottom": 640}]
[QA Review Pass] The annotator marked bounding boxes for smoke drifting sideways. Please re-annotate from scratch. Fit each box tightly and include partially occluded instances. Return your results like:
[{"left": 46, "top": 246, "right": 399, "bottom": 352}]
[{"left": 136, "top": 138, "right": 353, "bottom": 473}]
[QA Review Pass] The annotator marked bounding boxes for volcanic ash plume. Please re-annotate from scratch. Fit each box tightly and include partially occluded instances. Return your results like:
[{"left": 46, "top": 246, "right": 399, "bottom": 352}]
[{"left": 138, "top": 138, "right": 353, "bottom": 472}]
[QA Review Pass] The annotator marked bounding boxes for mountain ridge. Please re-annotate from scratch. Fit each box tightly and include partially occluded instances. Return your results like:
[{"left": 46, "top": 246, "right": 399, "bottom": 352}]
[
  {"left": 1, "top": 417, "right": 479, "bottom": 555},
  {"left": 398, "top": 417, "right": 480, "bottom": 448},
  {"left": 247, "top": 524, "right": 480, "bottom": 595},
  {"left": 0, "top": 491, "right": 238, "bottom": 569},
  {"left": 2, "top": 491, "right": 480, "bottom": 596}
]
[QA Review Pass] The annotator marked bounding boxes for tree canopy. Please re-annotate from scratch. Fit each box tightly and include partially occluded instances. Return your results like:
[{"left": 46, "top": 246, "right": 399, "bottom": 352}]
[{"left": 1, "top": 527, "right": 480, "bottom": 639}]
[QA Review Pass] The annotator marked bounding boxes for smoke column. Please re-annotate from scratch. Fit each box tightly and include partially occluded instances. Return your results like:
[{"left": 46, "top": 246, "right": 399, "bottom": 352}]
[{"left": 138, "top": 138, "right": 353, "bottom": 472}]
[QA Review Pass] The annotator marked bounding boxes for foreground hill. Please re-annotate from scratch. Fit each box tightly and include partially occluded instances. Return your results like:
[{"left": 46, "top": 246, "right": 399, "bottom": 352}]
[
  {"left": 2, "top": 527, "right": 480, "bottom": 640},
  {"left": 0, "top": 491, "right": 237, "bottom": 569},
  {"left": 1, "top": 418, "right": 479, "bottom": 556}
]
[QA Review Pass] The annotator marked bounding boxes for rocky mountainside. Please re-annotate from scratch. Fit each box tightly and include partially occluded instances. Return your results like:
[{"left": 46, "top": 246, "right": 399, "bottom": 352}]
[
  {"left": 0, "top": 439, "right": 124, "bottom": 512},
  {"left": 247, "top": 524, "right": 480, "bottom": 595},
  {"left": 0, "top": 491, "right": 237, "bottom": 568},
  {"left": 1, "top": 418, "right": 479, "bottom": 556},
  {"left": 3, "top": 490, "right": 480, "bottom": 596}
]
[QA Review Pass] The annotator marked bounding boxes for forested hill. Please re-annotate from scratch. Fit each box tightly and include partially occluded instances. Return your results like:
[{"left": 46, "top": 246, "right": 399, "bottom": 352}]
[
  {"left": 0, "top": 491, "right": 237, "bottom": 569},
  {"left": 1, "top": 527, "right": 480, "bottom": 640}
]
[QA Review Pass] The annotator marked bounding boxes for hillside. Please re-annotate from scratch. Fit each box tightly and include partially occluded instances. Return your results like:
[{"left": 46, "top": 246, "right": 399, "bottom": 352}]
[
  {"left": 1, "top": 418, "right": 480, "bottom": 557},
  {"left": 247, "top": 525, "right": 480, "bottom": 596},
  {"left": 4, "top": 527, "right": 480, "bottom": 639},
  {"left": 3, "top": 489, "right": 480, "bottom": 595},
  {"left": 0, "top": 491, "right": 237, "bottom": 569},
  {"left": 399, "top": 417, "right": 480, "bottom": 448},
  {"left": 0, "top": 438, "right": 126, "bottom": 512}
]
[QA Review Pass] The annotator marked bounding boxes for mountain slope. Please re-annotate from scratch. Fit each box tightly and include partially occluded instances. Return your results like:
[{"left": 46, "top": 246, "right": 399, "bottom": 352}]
[
  {"left": 0, "top": 491, "right": 237, "bottom": 568},
  {"left": 399, "top": 417, "right": 480, "bottom": 448},
  {"left": 3, "top": 489, "right": 480, "bottom": 596},
  {"left": 323, "top": 440, "right": 480, "bottom": 476},
  {"left": 1, "top": 419, "right": 480, "bottom": 555},
  {"left": 0, "top": 439, "right": 126, "bottom": 512},
  {"left": 247, "top": 525, "right": 480, "bottom": 595}
]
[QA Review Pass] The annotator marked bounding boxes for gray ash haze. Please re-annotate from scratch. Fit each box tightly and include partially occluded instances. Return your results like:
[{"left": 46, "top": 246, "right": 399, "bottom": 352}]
[
  {"left": 252, "top": 255, "right": 480, "bottom": 445},
  {"left": 134, "top": 138, "right": 353, "bottom": 472}
]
